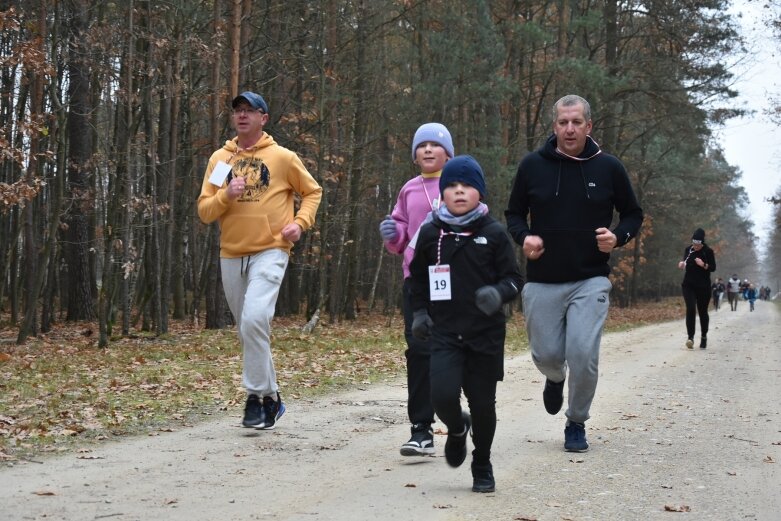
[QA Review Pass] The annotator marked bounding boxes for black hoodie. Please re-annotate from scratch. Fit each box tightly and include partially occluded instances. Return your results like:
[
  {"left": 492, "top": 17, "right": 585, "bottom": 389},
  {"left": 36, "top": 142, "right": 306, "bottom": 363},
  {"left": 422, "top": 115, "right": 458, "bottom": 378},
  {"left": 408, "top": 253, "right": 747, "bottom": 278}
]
[{"left": 505, "top": 135, "right": 643, "bottom": 283}]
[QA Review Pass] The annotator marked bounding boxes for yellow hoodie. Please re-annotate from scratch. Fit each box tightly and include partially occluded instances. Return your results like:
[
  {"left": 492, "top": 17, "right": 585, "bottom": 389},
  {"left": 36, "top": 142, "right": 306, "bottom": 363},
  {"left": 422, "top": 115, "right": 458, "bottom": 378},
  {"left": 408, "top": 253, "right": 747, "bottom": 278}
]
[{"left": 197, "top": 133, "right": 322, "bottom": 258}]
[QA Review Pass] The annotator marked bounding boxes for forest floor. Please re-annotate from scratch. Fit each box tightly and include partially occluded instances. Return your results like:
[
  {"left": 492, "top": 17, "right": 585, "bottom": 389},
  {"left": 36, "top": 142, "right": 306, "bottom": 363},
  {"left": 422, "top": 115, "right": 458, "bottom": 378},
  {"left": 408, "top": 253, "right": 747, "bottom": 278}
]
[{"left": 1, "top": 299, "right": 780, "bottom": 520}]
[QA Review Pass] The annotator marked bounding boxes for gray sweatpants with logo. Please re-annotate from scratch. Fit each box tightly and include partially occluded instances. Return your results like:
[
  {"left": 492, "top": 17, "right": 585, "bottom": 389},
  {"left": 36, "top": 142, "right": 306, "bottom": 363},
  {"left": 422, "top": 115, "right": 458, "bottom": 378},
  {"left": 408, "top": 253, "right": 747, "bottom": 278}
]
[
  {"left": 221, "top": 248, "right": 289, "bottom": 398},
  {"left": 521, "top": 276, "right": 612, "bottom": 424}
]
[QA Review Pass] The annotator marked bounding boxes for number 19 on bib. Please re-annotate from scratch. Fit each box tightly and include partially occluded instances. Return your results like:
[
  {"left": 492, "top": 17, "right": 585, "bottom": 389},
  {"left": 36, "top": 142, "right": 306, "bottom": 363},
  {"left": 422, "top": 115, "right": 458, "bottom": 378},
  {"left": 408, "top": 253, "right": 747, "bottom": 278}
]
[{"left": 428, "top": 264, "right": 451, "bottom": 301}]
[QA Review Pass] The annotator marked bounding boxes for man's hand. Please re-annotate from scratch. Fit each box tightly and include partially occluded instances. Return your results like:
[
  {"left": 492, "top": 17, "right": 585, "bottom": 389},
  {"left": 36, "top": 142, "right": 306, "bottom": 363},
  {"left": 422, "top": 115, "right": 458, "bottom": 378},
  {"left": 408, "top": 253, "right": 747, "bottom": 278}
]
[
  {"left": 226, "top": 176, "right": 246, "bottom": 199},
  {"left": 282, "top": 223, "right": 303, "bottom": 243},
  {"left": 523, "top": 235, "right": 545, "bottom": 259},
  {"left": 595, "top": 227, "right": 617, "bottom": 252}
]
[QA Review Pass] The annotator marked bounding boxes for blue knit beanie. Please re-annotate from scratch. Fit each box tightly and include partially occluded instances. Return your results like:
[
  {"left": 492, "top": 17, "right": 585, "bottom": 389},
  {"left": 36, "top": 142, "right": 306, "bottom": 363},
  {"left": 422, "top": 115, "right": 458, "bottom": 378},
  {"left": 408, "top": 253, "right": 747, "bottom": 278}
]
[
  {"left": 411, "top": 123, "right": 454, "bottom": 161},
  {"left": 440, "top": 155, "right": 486, "bottom": 198}
]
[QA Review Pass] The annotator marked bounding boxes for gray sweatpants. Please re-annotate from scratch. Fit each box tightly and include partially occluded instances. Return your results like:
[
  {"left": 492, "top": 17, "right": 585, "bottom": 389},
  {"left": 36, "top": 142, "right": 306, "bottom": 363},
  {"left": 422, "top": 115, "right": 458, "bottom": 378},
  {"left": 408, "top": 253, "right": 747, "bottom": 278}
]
[
  {"left": 221, "top": 248, "right": 289, "bottom": 397},
  {"left": 521, "top": 276, "right": 612, "bottom": 423}
]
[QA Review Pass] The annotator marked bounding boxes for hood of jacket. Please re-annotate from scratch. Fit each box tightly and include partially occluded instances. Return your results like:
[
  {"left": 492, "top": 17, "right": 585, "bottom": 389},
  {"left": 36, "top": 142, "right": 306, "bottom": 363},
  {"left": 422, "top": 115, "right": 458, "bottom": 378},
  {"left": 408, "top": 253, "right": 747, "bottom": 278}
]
[
  {"left": 222, "top": 132, "right": 277, "bottom": 154},
  {"left": 539, "top": 134, "right": 602, "bottom": 162}
]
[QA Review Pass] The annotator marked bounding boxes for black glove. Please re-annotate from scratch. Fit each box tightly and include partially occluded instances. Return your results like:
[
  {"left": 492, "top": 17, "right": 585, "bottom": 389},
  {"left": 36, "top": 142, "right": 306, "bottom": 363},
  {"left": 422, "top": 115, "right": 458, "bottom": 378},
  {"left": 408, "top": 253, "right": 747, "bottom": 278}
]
[
  {"left": 411, "top": 310, "right": 434, "bottom": 340},
  {"left": 475, "top": 285, "right": 502, "bottom": 315}
]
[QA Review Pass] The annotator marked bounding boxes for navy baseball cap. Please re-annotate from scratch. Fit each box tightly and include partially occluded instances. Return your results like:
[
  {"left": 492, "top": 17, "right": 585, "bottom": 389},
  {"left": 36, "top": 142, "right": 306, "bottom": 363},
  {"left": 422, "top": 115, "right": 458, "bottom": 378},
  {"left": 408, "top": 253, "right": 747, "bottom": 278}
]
[{"left": 232, "top": 91, "right": 269, "bottom": 114}]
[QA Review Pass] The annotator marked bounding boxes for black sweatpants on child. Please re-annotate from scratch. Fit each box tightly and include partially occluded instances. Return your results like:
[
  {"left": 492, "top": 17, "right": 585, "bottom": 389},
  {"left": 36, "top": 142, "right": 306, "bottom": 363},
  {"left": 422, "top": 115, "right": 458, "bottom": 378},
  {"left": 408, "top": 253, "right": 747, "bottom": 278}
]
[
  {"left": 402, "top": 279, "right": 435, "bottom": 426},
  {"left": 429, "top": 327, "right": 505, "bottom": 467}
]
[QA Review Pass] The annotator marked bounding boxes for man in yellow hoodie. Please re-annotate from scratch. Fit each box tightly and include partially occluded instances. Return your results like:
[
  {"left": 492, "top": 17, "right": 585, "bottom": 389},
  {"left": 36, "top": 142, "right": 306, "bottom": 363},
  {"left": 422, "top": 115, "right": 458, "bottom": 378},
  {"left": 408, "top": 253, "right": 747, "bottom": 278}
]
[{"left": 198, "top": 91, "right": 322, "bottom": 430}]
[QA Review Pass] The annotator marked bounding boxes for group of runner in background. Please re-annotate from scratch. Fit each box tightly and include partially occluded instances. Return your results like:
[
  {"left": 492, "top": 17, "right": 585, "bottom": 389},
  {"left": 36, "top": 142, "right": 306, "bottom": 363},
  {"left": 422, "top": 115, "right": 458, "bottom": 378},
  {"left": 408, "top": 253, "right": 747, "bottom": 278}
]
[{"left": 711, "top": 276, "right": 773, "bottom": 313}]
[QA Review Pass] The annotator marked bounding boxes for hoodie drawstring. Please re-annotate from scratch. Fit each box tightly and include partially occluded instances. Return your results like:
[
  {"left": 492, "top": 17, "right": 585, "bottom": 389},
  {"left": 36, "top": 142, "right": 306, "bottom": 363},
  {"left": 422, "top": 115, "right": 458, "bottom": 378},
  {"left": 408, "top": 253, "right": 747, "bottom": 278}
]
[
  {"left": 579, "top": 163, "right": 590, "bottom": 199},
  {"left": 240, "top": 256, "right": 251, "bottom": 277},
  {"left": 555, "top": 161, "right": 590, "bottom": 199}
]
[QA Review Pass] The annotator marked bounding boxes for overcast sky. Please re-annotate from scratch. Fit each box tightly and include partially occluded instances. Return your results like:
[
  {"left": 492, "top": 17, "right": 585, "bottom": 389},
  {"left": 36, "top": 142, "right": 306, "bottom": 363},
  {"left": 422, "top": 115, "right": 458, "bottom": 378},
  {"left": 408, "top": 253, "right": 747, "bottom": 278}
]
[{"left": 718, "top": 0, "right": 780, "bottom": 256}]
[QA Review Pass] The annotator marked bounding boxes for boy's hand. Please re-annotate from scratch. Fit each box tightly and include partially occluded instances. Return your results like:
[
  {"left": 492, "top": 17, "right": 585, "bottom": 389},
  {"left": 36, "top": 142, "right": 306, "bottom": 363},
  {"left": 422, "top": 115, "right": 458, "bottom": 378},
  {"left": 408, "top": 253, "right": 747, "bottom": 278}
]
[
  {"left": 475, "top": 286, "right": 502, "bottom": 315},
  {"left": 379, "top": 216, "right": 399, "bottom": 241},
  {"left": 411, "top": 310, "right": 433, "bottom": 340}
]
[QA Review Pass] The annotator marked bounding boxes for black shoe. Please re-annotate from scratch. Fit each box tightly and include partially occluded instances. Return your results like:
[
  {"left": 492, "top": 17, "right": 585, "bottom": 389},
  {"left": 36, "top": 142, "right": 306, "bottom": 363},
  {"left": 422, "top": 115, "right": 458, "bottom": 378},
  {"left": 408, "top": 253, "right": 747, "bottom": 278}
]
[
  {"left": 242, "top": 394, "right": 266, "bottom": 428},
  {"left": 700, "top": 336, "right": 707, "bottom": 349},
  {"left": 685, "top": 337, "right": 694, "bottom": 349},
  {"left": 444, "top": 412, "right": 471, "bottom": 468},
  {"left": 564, "top": 421, "right": 589, "bottom": 452},
  {"left": 543, "top": 378, "right": 565, "bottom": 415},
  {"left": 471, "top": 462, "right": 495, "bottom": 493},
  {"left": 400, "top": 423, "right": 435, "bottom": 456},
  {"left": 257, "top": 393, "right": 286, "bottom": 430}
]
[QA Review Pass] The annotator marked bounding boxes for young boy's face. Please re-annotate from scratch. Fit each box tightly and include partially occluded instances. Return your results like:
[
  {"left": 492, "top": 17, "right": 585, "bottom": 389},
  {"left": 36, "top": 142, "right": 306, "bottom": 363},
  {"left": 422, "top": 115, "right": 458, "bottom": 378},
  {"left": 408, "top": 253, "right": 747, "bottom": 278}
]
[
  {"left": 414, "top": 142, "right": 449, "bottom": 173},
  {"left": 442, "top": 181, "right": 481, "bottom": 216}
]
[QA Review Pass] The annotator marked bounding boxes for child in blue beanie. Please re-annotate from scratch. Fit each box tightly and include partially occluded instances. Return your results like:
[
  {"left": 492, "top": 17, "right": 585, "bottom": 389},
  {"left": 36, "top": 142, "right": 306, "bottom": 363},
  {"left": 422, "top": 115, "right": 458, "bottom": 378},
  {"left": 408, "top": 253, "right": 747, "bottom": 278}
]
[{"left": 408, "top": 155, "right": 522, "bottom": 493}]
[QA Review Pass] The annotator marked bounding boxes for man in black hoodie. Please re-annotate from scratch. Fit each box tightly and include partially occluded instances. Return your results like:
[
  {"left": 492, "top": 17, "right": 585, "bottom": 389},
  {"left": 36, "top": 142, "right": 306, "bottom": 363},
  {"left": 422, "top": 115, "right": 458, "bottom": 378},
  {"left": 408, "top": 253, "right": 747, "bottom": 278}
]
[{"left": 505, "top": 95, "right": 643, "bottom": 452}]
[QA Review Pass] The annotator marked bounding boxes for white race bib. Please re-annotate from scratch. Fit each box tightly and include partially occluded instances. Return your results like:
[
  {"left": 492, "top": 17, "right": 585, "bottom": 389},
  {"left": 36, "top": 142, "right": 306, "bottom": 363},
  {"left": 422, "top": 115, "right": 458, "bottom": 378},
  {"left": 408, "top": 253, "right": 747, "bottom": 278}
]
[
  {"left": 428, "top": 264, "right": 451, "bottom": 301},
  {"left": 208, "top": 161, "right": 232, "bottom": 186}
]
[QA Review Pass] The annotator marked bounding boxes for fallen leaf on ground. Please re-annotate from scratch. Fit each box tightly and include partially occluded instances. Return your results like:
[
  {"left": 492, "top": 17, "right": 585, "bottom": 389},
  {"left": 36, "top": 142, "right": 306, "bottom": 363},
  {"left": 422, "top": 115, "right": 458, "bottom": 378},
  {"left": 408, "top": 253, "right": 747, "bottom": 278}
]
[
  {"left": 33, "top": 490, "right": 56, "bottom": 496},
  {"left": 763, "top": 455, "right": 775, "bottom": 463},
  {"left": 664, "top": 504, "right": 691, "bottom": 512}
]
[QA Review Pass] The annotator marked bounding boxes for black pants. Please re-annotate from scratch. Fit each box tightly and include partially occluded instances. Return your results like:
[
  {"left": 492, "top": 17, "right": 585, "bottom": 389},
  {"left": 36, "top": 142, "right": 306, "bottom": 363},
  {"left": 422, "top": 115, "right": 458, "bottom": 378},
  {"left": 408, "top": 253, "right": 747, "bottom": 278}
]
[
  {"left": 682, "top": 284, "right": 710, "bottom": 339},
  {"left": 727, "top": 291, "right": 739, "bottom": 310},
  {"left": 402, "top": 279, "right": 434, "bottom": 427},
  {"left": 429, "top": 328, "right": 504, "bottom": 466}
]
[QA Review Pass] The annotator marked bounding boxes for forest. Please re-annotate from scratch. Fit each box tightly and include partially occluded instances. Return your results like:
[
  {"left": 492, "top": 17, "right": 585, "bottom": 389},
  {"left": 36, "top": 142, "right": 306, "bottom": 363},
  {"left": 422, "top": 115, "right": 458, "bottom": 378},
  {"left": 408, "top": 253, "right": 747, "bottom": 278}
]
[{"left": 1, "top": 0, "right": 777, "bottom": 347}]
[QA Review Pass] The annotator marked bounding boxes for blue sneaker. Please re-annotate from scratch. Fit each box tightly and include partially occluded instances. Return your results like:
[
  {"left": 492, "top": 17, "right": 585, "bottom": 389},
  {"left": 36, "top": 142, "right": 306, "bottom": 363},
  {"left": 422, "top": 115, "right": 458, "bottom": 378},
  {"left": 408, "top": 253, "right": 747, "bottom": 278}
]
[
  {"left": 257, "top": 393, "right": 286, "bottom": 430},
  {"left": 564, "top": 421, "right": 589, "bottom": 452}
]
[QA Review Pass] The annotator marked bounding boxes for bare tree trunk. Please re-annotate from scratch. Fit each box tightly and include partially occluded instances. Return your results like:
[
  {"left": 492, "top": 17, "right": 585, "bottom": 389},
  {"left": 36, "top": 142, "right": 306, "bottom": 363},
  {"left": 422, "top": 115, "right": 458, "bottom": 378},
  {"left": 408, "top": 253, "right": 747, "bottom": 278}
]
[
  {"left": 341, "top": 0, "right": 370, "bottom": 320},
  {"left": 205, "top": 0, "right": 226, "bottom": 329},
  {"left": 17, "top": 3, "right": 47, "bottom": 343},
  {"left": 230, "top": 0, "right": 241, "bottom": 95},
  {"left": 169, "top": 39, "right": 185, "bottom": 320}
]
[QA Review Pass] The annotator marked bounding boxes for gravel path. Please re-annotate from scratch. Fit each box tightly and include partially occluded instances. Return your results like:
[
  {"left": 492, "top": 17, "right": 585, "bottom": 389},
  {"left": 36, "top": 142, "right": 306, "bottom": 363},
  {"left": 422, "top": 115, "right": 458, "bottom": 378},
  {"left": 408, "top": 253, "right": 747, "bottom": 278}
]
[{"left": 2, "top": 301, "right": 779, "bottom": 521}]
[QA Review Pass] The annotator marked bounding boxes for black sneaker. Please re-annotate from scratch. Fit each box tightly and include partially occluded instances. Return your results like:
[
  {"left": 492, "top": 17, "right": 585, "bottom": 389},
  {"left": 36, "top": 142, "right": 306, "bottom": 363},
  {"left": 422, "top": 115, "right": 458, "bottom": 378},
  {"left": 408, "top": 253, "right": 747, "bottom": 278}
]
[
  {"left": 400, "top": 423, "right": 435, "bottom": 456},
  {"left": 564, "top": 421, "right": 589, "bottom": 452},
  {"left": 471, "top": 462, "right": 495, "bottom": 493},
  {"left": 444, "top": 412, "right": 471, "bottom": 468},
  {"left": 257, "top": 393, "right": 286, "bottom": 430},
  {"left": 700, "top": 336, "right": 707, "bottom": 349},
  {"left": 543, "top": 378, "right": 565, "bottom": 415},
  {"left": 242, "top": 394, "right": 266, "bottom": 428}
]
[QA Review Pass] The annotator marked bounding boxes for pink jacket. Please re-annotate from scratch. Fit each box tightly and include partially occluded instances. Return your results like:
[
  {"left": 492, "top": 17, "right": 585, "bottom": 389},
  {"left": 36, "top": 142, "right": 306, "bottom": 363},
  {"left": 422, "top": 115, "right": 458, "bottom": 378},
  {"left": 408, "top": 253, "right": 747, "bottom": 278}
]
[{"left": 384, "top": 174, "right": 441, "bottom": 278}]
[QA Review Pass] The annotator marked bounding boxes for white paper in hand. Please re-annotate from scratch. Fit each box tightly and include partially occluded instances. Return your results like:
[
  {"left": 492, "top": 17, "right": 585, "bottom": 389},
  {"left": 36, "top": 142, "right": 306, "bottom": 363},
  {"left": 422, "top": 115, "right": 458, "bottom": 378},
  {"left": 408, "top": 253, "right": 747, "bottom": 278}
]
[{"left": 208, "top": 161, "right": 232, "bottom": 187}]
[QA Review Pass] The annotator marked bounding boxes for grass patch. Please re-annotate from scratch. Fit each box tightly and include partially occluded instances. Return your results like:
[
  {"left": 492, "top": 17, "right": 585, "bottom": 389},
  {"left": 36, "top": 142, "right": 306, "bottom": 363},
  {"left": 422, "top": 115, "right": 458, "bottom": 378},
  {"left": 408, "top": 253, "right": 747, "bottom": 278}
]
[{"left": 0, "top": 298, "right": 681, "bottom": 462}]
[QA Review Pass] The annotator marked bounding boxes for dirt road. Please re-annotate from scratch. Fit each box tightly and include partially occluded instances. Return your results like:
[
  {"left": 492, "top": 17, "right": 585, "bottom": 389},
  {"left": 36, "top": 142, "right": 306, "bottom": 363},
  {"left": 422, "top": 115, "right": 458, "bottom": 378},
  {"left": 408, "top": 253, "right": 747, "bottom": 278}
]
[{"left": 2, "top": 301, "right": 779, "bottom": 521}]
